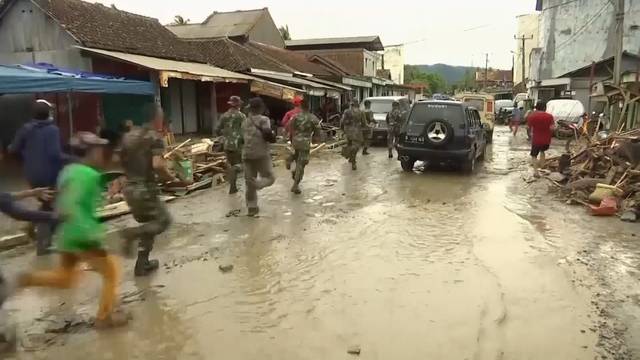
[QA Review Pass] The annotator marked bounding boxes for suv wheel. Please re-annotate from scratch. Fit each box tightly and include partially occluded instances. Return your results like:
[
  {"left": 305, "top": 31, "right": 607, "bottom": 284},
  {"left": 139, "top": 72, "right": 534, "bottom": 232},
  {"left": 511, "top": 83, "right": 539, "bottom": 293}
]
[
  {"left": 400, "top": 158, "right": 416, "bottom": 172},
  {"left": 424, "top": 120, "right": 454, "bottom": 147},
  {"left": 462, "top": 152, "right": 476, "bottom": 174}
]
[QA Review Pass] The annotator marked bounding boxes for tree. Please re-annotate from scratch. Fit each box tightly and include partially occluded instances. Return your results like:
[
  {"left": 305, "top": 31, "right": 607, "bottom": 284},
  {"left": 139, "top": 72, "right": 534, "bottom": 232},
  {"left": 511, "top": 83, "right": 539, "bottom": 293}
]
[
  {"left": 404, "top": 65, "right": 446, "bottom": 94},
  {"left": 279, "top": 25, "right": 291, "bottom": 41},
  {"left": 457, "top": 69, "right": 477, "bottom": 91},
  {"left": 172, "top": 15, "right": 190, "bottom": 25}
]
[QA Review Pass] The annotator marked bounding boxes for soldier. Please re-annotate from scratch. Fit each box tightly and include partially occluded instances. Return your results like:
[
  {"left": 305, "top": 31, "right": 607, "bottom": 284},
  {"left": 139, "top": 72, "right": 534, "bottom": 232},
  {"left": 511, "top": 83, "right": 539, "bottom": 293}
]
[
  {"left": 243, "top": 97, "right": 276, "bottom": 217},
  {"left": 362, "top": 100, "right": 375, "bottom": 155},
  {"left": 120, "top": 104, "right": 181, "bottom": 277},
  {"left": 386, "top": 101, "right": 403, "bottom": 159},
  {"left": 341, "top": 100, "right": 367, "bottom": 170},
  {"left": 289, "top": 98, "right": 320, "bottom": 195},
  {"left": 217, "top": 96, "right": 246, "bottom": 194}
]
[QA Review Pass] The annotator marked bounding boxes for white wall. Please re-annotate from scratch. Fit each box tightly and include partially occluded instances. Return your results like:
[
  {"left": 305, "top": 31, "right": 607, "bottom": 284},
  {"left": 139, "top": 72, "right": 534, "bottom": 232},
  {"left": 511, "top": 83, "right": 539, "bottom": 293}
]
[
  {"left": 0, "top": 0, "right": 90, "bottom": 69},
  {"left": 514, "top": 13, "right": 540, "bottom": 84},
  {"left": 536, "top": 0, "right": 640, "bottom": 79},
  {"left": 382, "top": 45, "right": 405, "bottom": 84}
]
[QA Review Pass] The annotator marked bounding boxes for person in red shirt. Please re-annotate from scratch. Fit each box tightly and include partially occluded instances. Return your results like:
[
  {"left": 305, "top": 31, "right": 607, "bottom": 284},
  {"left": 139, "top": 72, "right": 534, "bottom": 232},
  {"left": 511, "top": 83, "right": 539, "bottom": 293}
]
[
  {"left": 282, "top": 96, "right": 303, "bottom": 136},
  {"left": 527, "top": 100, "right": 555, "bottom": 177}
]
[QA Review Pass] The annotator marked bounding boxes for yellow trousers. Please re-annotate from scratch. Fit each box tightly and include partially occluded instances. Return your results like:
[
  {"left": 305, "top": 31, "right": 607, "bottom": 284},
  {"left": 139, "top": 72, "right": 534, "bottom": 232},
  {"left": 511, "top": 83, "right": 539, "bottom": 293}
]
[{"left": 20, "top": 251, "right": 120, "bottom": 321}]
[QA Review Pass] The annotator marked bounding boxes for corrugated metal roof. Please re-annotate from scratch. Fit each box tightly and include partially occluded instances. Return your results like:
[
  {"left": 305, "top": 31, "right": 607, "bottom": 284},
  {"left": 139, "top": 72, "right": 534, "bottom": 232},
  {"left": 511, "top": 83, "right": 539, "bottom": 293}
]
[
  {"left": 76, "top": 47, "right": 253, "bottom": 82},
  {"left": 250, "top": 72, "right": 336, "bottom": 90},
  {"left": 285, "top": 36, "right": 384, "bottom": 51},
  {"left": 166, "top": 9, "right": 266, "bottom": 39}
]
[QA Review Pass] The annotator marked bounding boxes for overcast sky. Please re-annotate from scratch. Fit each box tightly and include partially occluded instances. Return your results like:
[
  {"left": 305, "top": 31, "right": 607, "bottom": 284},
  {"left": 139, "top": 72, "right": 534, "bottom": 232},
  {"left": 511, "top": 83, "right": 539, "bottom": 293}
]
[{"left": 93, "top": 0, "right": 536, "bottom": 70}]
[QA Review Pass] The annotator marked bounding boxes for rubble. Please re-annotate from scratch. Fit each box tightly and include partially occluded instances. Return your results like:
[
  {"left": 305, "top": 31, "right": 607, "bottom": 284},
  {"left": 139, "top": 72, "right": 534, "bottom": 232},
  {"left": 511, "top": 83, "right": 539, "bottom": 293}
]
[{"left": 543, "top": 129, "right": 640, "bottom": 219}]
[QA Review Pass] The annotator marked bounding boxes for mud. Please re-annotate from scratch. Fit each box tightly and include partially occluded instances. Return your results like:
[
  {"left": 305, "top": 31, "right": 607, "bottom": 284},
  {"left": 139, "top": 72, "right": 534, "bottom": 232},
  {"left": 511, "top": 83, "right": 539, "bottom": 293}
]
[{"left": 1, "top": 126, "right": 639, "bottom": 359}]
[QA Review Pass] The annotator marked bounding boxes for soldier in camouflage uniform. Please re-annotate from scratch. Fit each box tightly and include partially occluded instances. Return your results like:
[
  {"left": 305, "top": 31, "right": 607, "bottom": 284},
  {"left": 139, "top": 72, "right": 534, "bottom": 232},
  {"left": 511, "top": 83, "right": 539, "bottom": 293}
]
[
  {"left": 386, "top": 101, "right": 403, "bottom": 159},
  {"left": 217, "top": 96, "right": 246, "bottom": 194},
  {"left": 341, "top": 100, "right": 367, "bottom": 170},
  {"left": 362, "top": 100, "right": 374, "bottom": 155},
  {"left": 289, "top": 98, "right": 320, "bottom": 194},
  {"left": 120, "top": 104, "right": 181, "bottom": 277}
]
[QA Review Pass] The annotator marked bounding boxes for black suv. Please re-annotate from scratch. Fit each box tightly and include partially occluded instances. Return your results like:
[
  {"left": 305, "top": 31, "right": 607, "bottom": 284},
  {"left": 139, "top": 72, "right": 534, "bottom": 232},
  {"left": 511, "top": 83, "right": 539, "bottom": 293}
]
[{"left": 396, "top": 100, "right": 487, "bottom": 173}]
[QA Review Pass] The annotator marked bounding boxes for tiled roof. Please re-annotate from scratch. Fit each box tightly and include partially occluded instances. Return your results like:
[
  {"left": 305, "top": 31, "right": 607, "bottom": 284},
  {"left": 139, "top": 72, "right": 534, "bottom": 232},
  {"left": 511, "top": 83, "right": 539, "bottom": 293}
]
[
  {"left": 28, "top": 0, "right": 198, "bottom": 62},
  {"left": 246, "top": 41, "right": 334, "bottom": 76},
  {"left": 192, "top": 38, "right": 292, "bottom": 73},
  {"left": 307, "top": 55, "right": 353, "bottom": 76},
  {"left": 285, "top": 36, "right": 384, "bottom": 51},
  {"left": 167, "top": 8, "right": 267, "bottom": 39}
]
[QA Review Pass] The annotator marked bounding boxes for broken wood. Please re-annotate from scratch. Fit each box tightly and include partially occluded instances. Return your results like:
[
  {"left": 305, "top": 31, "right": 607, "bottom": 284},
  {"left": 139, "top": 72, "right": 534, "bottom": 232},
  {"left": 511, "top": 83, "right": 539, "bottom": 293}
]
[{"left": 164, "top": 138, "right": 191, "bottom": 159}]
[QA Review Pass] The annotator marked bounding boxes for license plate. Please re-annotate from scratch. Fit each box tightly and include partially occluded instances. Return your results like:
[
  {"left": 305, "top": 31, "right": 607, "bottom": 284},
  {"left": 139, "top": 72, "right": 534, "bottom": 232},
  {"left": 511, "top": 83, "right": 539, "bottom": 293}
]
[{"left": 406, "top": 136, "right": 424, "bottom": 143}]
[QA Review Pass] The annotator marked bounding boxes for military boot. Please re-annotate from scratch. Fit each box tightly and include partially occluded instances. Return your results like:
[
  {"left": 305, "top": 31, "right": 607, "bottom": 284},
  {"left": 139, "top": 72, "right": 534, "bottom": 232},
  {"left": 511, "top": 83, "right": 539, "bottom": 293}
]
[
  {"left": 362, "top": 147, "right": 370, "bottom": 155},
  {"left": 229, "top": 182, "right": 238, "bottom": 195},
  {"left": 388, "top": 149, "right": 393, "bottom": 159},
  {"left": 247, "top": 207, "right": 260, "bottom": 217},
  {"left": 351, "top": 162, "right": 357, "bottom": 171},
  {"left": 134, "top": 251, "right": 159, "bottom": 277},
  {"left": 291, "top": 183, "right": 302, "bottom": 195}
]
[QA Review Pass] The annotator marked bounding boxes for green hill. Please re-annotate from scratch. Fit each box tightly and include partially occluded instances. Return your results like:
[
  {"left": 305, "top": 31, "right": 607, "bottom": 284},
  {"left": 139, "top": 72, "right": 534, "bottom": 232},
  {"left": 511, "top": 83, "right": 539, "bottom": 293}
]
[{"left": 410, "top": 64, "right": 476, "bottom": 85}]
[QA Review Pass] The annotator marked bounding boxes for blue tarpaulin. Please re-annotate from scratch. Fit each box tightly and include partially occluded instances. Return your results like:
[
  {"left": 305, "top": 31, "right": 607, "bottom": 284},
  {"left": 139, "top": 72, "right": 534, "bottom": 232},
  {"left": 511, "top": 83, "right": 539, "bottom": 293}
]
[{"left": 0, "top": 65, "right": 154, "bottom": 95}]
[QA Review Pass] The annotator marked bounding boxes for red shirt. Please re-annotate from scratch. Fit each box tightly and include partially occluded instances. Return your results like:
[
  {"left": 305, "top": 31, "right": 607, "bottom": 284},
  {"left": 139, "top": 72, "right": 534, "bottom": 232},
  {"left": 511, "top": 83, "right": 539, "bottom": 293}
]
[
  {"left": 528, "top": 111, "right": 554, "bottom": 146},
  {"left": 282, "top": 107, "right": 301, "bottom": 134}
]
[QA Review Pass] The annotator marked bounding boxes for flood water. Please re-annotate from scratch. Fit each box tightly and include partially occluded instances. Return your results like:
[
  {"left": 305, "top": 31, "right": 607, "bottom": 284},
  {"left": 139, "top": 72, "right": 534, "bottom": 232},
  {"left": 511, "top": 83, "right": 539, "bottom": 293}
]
[{"left": 2, "top": 126, "right": 639, "bottom": 359}]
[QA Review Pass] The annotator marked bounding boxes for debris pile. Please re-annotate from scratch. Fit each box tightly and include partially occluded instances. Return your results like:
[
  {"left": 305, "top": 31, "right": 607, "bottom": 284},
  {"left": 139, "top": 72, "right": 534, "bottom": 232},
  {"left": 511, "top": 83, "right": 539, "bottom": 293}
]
[
  {"left": 543, "top": 129, "right": 640, "bottom": 220},
  {"left": 99, "top": 137, "right": 228, "bottom": 219}
]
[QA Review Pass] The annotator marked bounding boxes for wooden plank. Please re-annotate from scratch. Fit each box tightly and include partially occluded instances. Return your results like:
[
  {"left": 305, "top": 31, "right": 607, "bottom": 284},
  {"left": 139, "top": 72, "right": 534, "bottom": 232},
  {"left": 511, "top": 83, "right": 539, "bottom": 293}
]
[
  {"left": 97, "top": 196, "right": 176, "bottom": 220},
  {"left": 164, "top": 138, "right": 191, "bottom": 159}
]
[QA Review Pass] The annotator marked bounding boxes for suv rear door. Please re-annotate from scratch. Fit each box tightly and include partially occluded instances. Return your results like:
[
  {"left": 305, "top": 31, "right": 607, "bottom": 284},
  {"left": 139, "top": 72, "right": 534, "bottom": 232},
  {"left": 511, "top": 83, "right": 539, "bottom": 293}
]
[{"left": 401, "top": 102, "right": 467, "bottom": 150}]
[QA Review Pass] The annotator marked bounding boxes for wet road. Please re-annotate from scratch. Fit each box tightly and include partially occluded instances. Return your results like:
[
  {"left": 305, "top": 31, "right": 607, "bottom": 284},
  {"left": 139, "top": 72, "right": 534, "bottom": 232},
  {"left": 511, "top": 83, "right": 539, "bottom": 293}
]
[{"left": 2, "top": 126, "right": 640, "bottom": 359}]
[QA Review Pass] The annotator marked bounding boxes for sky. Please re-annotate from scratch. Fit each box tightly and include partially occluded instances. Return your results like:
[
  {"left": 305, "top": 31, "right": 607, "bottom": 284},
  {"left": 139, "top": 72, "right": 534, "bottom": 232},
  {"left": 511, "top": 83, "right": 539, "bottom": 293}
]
[{"left": 93, "top": 0, "right": 536, "bottom": 70}]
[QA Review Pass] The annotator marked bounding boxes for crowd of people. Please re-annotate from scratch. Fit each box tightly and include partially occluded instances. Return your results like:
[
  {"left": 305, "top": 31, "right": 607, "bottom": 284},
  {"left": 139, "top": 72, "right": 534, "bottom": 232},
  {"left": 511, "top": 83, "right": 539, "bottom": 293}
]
[{"left": 0, "top": 94, "right": 404, "bottom": 345}]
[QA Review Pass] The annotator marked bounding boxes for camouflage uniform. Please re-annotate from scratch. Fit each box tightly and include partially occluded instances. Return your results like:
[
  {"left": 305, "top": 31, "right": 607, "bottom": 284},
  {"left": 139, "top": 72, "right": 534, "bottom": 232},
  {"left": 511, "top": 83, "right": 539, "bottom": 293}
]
[
  {"left": 362, "top": 108, "right": 374, "bottom": 154},
  {"left": 386, "top": 107, "right": 403, "bottom": 157},
  {"left": 341, "top": 107, "right": 367, "bottom": 169},
  {"left": 218, "top": 108, "right": 246, "bottom": 193},
  {"left": 289, "top": 111, "right": 320, "bottom": 193},
  {"left": 120, "top": 125, "right": 172, "bottom": 275}
]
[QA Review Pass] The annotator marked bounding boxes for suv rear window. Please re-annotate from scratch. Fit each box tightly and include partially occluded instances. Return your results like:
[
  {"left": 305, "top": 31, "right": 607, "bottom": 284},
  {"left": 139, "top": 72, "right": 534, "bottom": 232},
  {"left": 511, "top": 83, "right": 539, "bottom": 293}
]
[
  {"left": 368, "top": 100, "right": 394, "bottom": 113},
  {"left": 407, "top": 103, "right": 464, "bottom": 133}
]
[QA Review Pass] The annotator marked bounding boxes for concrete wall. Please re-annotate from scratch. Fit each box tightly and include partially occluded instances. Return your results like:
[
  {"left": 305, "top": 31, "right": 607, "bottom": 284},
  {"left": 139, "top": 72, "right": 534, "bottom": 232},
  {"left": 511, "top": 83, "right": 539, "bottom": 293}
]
[
  {"left": 537, "top": 0, "right": 640, "bottom": 79},
  {"left": 363, "top": 49, "right": 381, "bottom": 78},
  {"left": 514, "top": 13, "right": 540, "bottom": 84},
  {"left": 0, "top": 0, "right": 90, "bottom": 69},
  {"left": 381, "top": 45, "right": 404, "bottom": 84},
  {"left": 248, "top": 12, "right": 285, "bottom": 48}
]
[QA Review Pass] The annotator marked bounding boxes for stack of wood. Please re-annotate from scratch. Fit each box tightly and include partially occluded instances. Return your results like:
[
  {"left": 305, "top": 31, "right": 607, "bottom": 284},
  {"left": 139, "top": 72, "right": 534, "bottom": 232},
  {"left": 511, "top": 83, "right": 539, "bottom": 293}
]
[
  {"left": 162, "top": 138, "right": 228, "bottom": 195},
  {"left": 543, "top": 129, "right": 640, "bottom": 214}
]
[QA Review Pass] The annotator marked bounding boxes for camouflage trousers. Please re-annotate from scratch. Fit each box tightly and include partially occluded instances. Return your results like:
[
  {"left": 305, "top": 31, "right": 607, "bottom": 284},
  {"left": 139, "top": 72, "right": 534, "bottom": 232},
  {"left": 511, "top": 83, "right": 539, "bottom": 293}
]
[
  {"left": 362, "top": 128, "right": 373, "bottom": 150},
  {"left": 122, "top": 183, "right": 172, "bottom": 253},
  {"left": 290, "top": 148, "right": 310, "bottom": 185},
  {"left": 387, "top": 128, "right": 398, "bottom": 150},
  {"left": 225, "top": 150, "right": 242, "bottom": 190},
  {"left": 345, "top": 138, "right": 363, "bottom": 164}
]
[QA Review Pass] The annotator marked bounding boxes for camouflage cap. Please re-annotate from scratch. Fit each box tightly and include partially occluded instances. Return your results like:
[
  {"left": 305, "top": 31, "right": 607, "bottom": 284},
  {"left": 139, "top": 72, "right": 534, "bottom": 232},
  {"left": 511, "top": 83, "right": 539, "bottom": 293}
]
[{"left": 228, "top": 96, "right": 243, "bottom": 106}]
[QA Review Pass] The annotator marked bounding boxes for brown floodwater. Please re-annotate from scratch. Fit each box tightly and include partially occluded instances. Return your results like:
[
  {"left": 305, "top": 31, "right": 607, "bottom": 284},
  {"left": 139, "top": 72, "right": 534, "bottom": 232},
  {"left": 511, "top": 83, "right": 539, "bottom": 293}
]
[{"left": 3, "top": 126, "right": 640, "bottom": 359}]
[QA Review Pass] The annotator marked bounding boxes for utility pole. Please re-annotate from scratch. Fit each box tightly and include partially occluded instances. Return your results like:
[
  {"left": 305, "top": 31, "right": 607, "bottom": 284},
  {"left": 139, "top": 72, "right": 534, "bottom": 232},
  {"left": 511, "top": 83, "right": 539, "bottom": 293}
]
[
  {"left": 514, "top": 34, "right": 534, "bottom": 87},
  {"left": 484, "top": 53, "right": 489, "bottom": 90},
  {"left": 613, "top": 0, "right": 625, "bottom": 86}
]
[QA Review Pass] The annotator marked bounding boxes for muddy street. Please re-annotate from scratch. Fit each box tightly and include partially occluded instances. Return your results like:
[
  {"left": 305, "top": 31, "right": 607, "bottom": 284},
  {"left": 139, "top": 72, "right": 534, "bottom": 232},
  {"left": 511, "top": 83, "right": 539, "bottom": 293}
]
[{"left": 2, "top": 126, "right": 640, "bottom": 359}]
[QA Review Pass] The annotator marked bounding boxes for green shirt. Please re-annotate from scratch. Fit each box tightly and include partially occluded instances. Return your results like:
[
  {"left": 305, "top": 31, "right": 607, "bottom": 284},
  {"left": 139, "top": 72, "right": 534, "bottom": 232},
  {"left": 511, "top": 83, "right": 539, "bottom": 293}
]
[{"left": 55, "top": 164, "right": 105, "bottom": 252}]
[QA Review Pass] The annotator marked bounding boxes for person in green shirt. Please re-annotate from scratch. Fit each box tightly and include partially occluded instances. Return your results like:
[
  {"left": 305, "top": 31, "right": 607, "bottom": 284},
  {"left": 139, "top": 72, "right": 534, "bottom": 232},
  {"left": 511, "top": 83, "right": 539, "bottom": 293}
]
[{"left": 15, "top": 132, "right": 128, "bottom": 328}]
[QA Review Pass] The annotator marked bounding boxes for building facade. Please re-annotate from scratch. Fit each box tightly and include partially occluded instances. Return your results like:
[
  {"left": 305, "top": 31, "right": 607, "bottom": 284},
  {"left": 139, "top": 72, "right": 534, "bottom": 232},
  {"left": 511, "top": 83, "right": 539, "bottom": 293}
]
[
  {"left": 380, "top": 44, "right": 405, "bottom": 85},
  {"left": 514, "top": 13, "right": 540, "bottom": 85}
]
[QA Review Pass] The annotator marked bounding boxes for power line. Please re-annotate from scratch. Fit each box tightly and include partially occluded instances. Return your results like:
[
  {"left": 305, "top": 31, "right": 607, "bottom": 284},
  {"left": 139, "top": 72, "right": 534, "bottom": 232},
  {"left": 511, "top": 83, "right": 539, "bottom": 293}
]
[{"left": 541, "top": 0, "right": 581, "bottom": 11}]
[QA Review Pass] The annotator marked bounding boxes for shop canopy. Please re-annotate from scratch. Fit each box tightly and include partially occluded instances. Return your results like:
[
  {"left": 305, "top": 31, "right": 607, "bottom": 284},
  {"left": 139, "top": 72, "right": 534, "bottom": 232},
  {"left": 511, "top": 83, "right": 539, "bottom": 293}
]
[{"left": 0, "top": 64, "right": 155, "bottom": 95}]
